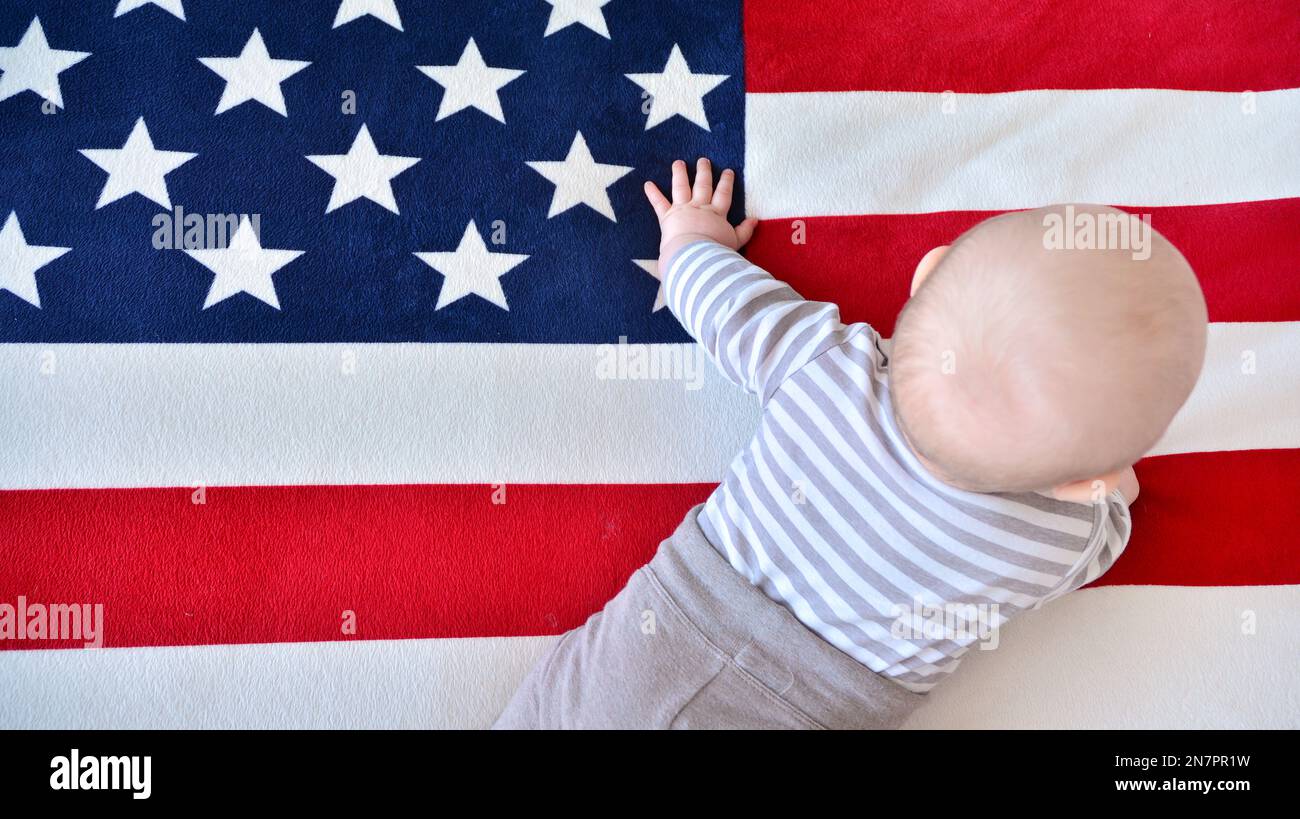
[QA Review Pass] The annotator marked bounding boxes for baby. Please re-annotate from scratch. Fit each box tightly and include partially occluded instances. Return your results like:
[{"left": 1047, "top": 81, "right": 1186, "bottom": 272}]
[{"left": 495, "top": 160, "right": 1208, "bottom": 729}]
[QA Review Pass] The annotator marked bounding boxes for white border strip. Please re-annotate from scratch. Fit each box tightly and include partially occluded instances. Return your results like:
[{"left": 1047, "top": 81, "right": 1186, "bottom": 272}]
[
  {"left": 905, "top": 584, "right": 1300, "bottom": 729},
  {"left": 745, "top": 88, "right": 1300, "bottom": 217},
  {"left": 1, "top": 323, "right": 1296, "bottom": 489},
  {"left": 0, "top": 635, "right": 554, "bottom": 730},
  {"left": 1, "top": 586, "right": 1294, "bottom": 729}
]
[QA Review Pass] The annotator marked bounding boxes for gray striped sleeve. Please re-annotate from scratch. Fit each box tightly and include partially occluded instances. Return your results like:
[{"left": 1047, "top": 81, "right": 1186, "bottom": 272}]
[{"left": 664, "top": 240, "right": 865, "bottom": 405}]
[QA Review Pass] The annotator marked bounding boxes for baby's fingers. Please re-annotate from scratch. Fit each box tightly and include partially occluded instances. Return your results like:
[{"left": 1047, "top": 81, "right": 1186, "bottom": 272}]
[
  {"left": 671, "top": 160, "right": 691, "bottom": 204},
  {"left": 735, "top": 217, "right": 759, "bottom": 248},
  {"left": 643, "top": 181, "right": 671, "bottom": 219},
  {"left": 712, "top": 169, "right": 735, "bottom": 212},
  {"left": 692, "top": 157, "right": 713, "bottom": 204}
]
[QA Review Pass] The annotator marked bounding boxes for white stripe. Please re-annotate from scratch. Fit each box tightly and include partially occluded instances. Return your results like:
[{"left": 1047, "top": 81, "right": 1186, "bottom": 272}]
[
  {"left": 1150, "top": 321, "right": 1300, "bottom": 457},
  {"left": 0, "top": 635, "right": 554, "bottom": 729},
  {"left": 0, "top": 342, "right": 757, "bottom": 489},
  {"left": 746, "top": 88, "right": 1300, "bottom": 217},
  {"left": 906, "top": 584, "right": 1300, "bottom": 729},
  {"left": 3, "top": 586, "right": 1294, "bottom": 729},
  {"left": 0, "top": 322, "right": 1295, "bottom": 489}
]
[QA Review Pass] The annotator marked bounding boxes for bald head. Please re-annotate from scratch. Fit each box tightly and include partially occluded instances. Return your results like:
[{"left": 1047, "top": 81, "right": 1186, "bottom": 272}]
[{"left": 890, "top": 205, "right": 1208, "bottom": 493}]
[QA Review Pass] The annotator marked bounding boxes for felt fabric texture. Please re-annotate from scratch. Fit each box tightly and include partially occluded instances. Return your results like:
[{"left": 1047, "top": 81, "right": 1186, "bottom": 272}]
[
  {"left": 744, "top": 89, "right": 1300, "bottom": 217},
  {"left": 743, "top": 0, "right": 1300, "bottom": 93},
  {"left": 1, "top": 323, "right": 1297, "bottom": 491},
  {"left": 0, "top": 0, "right": 744, "bottom": 343},
  {"left": 744, "top": 200, "right": 1300, "bottom": 336},
  {"left": 1, "top": 586, "right": 1295, "bottom": 729}
]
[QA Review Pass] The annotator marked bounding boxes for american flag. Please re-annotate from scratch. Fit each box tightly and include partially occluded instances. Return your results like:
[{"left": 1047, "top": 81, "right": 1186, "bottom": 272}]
[{"left": 1, "top": 0, "right": 1297, "bottom": 728}]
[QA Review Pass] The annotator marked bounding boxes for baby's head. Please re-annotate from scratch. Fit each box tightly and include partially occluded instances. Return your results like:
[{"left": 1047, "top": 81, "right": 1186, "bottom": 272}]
[{"left": 890, "top": 205, "right": 1208, "bottom": 496}]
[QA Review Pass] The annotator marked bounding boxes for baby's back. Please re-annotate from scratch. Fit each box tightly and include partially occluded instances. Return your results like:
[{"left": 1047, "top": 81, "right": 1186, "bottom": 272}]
[{"left": 668, "top": 240, "right": 1132, "bottom": 692}]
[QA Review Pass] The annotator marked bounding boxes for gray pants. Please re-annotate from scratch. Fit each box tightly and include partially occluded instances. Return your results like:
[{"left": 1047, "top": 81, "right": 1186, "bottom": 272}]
[{"left": 494, "top": 505, "right": 924, "bottom": 729}]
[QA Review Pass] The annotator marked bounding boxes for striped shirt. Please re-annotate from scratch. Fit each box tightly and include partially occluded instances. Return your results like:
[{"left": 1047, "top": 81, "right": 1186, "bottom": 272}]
[{"left": 665, "top": 240, "right": 1134, "bottom": 693}]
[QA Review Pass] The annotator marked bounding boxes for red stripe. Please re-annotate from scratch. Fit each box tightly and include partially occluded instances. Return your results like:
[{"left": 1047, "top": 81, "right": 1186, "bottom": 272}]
[
  {"left": 744, "top": 199, "right": 1300, "bottom": 336},
  {"left": 745, "top": 0, "right": 1300, "bottom": 93},
  {"left": 1, "top": 452, "right": 1297, "bottom": 650},
  {"left": 0, "top": 483, "right": 711, "bottom": 650},
  {"left": 1091, "top": 449, "right": 1300, "bottom": 587}
]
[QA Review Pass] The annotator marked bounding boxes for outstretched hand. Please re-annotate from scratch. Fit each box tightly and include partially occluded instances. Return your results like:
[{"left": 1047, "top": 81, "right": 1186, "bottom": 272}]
[{"left": 644, "top": 158, "right": 759, "bottom": 263}]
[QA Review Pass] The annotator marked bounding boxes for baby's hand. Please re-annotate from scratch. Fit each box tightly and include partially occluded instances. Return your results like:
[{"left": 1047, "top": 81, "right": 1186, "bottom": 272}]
[{"left": 644, "top": 158, "right": 759, "bottom": 264}]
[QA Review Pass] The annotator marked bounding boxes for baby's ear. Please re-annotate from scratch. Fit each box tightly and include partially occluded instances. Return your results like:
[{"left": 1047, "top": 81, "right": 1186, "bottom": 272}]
[
  {"left": 911, "top": 246, "right": 949, "bottom": 295},
  {"left": 1050, "top": 469, "right": 1126, "bottom": 504}
]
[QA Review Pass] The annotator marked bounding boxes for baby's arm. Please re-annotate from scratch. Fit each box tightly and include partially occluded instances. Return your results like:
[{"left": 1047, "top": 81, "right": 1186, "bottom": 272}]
[{"left": 643, "top": 159, "right": 859, "bottom": 403}]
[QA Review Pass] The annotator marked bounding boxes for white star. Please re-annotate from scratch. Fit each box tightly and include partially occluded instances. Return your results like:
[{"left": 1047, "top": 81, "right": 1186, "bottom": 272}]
[
  {"left": 199, "top": 29, "right": 310, "bottom": 117},
  {"left": 114, "top": 0, "right": 186, "bottom": 21},
  {"left": 0, "top": 212, "right": 69, "bottom": 308},
  {"left": 0, "top": 17, "right": 90, "bottom": 109},
  {"left": 414, "top": 221, "right": 529, "bottom": 311},
  {"left": 79, "top": 118, "right": 197, "bottom": 210},
  {"left": 333, "top": 0, "right": 403, "bottom": 31},
  {"left": 634, "top": 259, "right": 666, "bottom": 311},
  {"left": 416, "top": 38, "right": 525, "bottom": 124},
  {"left": 526, "top": 132, "right": 633, "bottom": 221},
  {"left": 625, "top": 44, "right": 728, "bottom": 131},
  {"left": 184, "top": 219, "right": 303, "bottom": 310},
  {"left": 543, "top": 0, "right": 613, "bottom": 39},
  {"left": 306, "top": 124, "right": 420, "bottom": 214}
]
